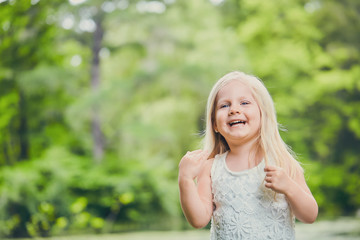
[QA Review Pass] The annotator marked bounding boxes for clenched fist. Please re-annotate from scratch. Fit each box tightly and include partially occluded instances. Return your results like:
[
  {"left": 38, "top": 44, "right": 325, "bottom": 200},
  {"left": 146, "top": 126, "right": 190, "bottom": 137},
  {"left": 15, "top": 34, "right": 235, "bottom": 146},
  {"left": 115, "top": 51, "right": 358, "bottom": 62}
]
[
  {"left": 178, "top": 150, "right": 210, "bottom": 181},
  {"left": 264, "top": 165, "right": 294, "bottom": 195}
]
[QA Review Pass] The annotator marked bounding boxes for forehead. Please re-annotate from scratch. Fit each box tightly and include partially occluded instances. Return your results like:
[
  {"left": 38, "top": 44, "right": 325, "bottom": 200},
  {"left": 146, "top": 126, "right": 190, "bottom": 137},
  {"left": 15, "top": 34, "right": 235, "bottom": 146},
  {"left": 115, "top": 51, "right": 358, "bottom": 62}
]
[{"left": 216, "top": 80, "right": 254, "bottom": 101}]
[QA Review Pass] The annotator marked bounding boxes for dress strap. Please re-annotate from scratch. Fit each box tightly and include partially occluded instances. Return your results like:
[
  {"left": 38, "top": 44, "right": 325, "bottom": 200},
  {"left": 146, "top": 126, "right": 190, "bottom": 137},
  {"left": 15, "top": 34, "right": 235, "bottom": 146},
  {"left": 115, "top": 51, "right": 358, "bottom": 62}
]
[{"left": 210, "top": 152, "right": 227, "bottom": 180}]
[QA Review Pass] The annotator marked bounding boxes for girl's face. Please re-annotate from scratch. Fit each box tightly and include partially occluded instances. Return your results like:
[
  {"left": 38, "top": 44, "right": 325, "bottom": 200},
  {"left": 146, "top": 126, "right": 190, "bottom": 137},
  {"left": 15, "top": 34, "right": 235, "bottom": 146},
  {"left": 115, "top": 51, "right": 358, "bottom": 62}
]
[{"left": 214, "top": 80, "right": 261, "bottom": 146}]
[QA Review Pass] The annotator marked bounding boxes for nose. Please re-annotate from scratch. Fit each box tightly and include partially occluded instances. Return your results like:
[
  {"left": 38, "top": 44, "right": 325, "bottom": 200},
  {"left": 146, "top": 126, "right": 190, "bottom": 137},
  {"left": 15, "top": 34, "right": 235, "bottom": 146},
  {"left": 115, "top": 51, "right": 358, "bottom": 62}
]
[{"left": 229, "top": 106, "right": 241, "bottom": 115}]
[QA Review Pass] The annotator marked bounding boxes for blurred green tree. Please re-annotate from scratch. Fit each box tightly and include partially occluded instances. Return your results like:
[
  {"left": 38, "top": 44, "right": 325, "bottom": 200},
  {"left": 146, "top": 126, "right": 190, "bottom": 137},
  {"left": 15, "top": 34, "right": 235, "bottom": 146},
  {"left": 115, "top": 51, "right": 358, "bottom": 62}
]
[
  {"left": 218, "top": 0, "right": 360, "bottom": 216},
  {"left": 0, "top": 0, "right": 70, "bottom": 164}
]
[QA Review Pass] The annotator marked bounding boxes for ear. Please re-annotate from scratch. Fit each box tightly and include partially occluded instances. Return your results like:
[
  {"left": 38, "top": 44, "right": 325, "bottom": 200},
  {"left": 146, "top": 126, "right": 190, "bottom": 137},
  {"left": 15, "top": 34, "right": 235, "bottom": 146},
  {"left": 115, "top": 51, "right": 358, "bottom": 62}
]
[{"left": 213, "top": 123, "right": 218, "bottom": 133}]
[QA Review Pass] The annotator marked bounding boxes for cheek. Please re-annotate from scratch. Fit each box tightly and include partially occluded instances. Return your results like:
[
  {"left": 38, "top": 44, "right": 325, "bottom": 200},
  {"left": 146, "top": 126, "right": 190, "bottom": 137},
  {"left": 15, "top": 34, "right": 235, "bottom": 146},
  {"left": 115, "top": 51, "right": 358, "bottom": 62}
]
[
  {"left": 215, "top": 112, "right": 226, "bottom": 124},
  {"left": 251, "top": 109, "right": 261, "bottom": 127},
  {"left": 214, "top": 115, "right": 226, "bottom": 131},
  {"left": 213, "top": 112, "right": 220, "bottom": 128},
  {"left": 214, "top": 115, "right": 221, "bottom": 127}
]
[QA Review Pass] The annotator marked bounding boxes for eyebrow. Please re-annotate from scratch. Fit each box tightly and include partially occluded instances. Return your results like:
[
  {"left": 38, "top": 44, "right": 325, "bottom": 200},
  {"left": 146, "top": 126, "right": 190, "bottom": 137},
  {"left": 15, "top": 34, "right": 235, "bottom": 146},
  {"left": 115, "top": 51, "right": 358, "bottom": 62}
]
[{"left": 217, "top": 96, "right": 249, "bottom": 104}]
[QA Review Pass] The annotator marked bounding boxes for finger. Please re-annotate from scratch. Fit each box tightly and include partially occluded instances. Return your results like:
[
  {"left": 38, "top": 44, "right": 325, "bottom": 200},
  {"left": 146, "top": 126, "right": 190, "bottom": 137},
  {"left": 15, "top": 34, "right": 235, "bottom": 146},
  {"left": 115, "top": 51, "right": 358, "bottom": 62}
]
[
  {"left": 189, "top": 149, "right": 202, "bottom": 155},
  {"left": 199, "top": 150, "right": 210, "bottom": 159},
  {"left": 265, "top": 182, "right": 272, "bottom": 188},
  {"left": 192, "top": 149, "right": 208, "bottom": 160},
  {"left": 192, "top": 149, "right": 203, "bottom": 158},
  {"left": 203, "top": 149, "right": 211, "bottom": 157},
  {"left": 264, "top": 165, "right": 277, "bottom": 172},
  {"left": 264, "top": 176, "right": 272, "bottom": 182},
  {"left": 184, "top": 150, "right": 201, "bottom": 158}
]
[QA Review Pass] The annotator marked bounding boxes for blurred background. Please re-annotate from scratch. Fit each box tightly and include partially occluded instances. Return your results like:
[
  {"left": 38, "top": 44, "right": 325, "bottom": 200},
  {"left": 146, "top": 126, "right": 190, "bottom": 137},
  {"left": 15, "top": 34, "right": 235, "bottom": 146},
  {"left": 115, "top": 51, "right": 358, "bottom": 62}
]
[{"left": 0, "top": 0, "right": 359, "bottom": 238}]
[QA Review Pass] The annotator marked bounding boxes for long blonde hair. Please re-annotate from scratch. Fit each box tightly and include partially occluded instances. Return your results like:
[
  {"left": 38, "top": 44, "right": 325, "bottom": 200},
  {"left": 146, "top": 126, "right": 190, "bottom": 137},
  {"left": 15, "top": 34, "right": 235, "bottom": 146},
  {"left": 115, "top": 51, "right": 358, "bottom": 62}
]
[{"left": 202, "top": 71, "right": 302, "bottom": 178}]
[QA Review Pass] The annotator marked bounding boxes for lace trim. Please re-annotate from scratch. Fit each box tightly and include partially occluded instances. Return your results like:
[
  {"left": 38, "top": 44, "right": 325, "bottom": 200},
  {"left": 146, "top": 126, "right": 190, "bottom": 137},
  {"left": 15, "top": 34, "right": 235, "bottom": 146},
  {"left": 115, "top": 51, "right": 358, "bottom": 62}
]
[{"left": 210, "top": 152, "right": 295, "bottom": 239}]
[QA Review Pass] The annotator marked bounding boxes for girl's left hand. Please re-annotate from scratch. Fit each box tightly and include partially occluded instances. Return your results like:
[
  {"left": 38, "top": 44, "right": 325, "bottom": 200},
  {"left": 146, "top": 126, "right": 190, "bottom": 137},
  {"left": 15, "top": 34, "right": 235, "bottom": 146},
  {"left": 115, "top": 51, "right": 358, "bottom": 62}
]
[{"left": 264, "top": 166, "right": 293, "bottom": 195}]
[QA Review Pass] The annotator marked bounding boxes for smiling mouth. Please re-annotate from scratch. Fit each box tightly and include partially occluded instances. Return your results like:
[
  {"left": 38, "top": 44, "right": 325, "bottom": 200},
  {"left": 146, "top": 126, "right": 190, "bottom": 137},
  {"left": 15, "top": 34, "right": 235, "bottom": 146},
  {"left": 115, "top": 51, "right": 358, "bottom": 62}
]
[{"left": 229, "top": 120, "right": 246, "bottom": 127}]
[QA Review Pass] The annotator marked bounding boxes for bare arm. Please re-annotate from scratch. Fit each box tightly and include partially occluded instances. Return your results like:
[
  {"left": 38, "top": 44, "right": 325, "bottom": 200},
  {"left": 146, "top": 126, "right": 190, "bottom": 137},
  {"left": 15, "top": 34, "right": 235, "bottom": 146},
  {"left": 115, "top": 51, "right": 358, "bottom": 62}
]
[
  {"left": 264, "top": 165, "right": 318, "bottom": 223},
  {"left": 178, "top": 150, "right": 213, "bottom": 228}
]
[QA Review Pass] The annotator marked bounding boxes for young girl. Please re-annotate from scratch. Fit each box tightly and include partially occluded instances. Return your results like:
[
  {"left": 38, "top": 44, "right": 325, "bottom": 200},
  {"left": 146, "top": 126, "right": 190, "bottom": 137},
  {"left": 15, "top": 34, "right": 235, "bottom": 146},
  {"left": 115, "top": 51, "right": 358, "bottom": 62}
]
[{"left": 178, "top": 71, "right": 318, "bottom": 239}]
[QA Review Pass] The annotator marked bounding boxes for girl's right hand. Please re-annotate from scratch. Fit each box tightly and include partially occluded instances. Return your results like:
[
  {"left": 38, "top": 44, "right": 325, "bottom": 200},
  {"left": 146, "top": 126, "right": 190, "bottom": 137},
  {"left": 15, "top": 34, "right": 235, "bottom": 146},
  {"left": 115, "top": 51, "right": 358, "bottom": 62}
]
[{"left": 178, "top": 149, "right": 210, "bottom": 180}]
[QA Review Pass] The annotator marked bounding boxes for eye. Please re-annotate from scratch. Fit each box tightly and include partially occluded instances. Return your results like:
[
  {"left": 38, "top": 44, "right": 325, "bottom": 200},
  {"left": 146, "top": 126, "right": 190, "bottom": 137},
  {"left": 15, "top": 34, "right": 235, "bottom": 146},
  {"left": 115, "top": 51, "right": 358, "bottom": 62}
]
[
  {"left": 220, "top": 103, "right": 230, "bottom": 109},
  {"left": 240, "top": 101, "right": 250, "bottom": 105}
]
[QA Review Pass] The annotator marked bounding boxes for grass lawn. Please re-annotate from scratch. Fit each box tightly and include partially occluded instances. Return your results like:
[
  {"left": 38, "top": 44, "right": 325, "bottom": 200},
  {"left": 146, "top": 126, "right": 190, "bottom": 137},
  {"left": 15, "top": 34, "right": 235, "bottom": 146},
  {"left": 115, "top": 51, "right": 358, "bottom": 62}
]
[{"left": 4, "top": 217, "right": 360, "bottom": 240}]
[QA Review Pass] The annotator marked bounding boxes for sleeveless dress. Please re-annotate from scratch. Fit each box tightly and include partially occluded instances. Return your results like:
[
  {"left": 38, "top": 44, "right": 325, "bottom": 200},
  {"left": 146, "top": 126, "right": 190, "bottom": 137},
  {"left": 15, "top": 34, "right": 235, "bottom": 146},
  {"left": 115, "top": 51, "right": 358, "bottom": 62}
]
[{"left": 210, "top": 151, "right": 295, "bottom": 240}]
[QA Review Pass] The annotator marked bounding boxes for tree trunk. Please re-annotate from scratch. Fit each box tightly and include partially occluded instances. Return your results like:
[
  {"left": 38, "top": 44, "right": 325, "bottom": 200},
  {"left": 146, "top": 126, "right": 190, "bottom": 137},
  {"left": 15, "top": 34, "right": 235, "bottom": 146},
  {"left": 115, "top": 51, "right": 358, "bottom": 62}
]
[{"left": 91, "top": 15, "right": 104, "bottom": 163}]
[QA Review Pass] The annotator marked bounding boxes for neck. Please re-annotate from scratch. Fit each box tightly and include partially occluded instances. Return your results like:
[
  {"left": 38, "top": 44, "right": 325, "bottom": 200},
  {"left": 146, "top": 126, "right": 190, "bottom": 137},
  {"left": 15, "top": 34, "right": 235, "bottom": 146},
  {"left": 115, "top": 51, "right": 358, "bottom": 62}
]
[{"left": 227, "top": 137, "right": 263, "bottom": 167}]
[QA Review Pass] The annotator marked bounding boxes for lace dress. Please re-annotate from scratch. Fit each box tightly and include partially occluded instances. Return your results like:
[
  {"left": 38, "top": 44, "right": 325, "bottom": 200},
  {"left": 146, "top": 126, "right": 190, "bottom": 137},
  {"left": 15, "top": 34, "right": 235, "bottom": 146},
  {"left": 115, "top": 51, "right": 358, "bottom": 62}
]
[{"left": 210, "top": 152, "right": 295, "bottom": 240}]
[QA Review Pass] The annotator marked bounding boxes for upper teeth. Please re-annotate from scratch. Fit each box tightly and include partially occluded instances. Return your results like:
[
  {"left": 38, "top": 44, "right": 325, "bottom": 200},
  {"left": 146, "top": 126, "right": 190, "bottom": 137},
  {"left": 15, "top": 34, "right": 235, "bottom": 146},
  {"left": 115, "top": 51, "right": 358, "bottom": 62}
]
[{"left": 230, "top": 120, "right": 245, "bottom": 126}]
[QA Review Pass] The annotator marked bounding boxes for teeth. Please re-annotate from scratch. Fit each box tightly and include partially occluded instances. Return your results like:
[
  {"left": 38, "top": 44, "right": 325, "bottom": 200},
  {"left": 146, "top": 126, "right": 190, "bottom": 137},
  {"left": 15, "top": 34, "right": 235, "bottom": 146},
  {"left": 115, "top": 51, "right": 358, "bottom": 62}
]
[{"left": 229, "top": 120, "right": 245, "bottom": 126}]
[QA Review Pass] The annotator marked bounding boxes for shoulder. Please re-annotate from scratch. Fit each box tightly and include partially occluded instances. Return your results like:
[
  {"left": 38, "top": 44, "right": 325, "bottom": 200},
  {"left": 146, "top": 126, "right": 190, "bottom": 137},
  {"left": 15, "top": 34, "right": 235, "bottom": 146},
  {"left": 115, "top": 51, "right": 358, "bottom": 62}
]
[
  {"left": 199, "top": 151, "right": 227, "bottom": 178},
  {"left": 290, "top": 159, "right": 304, "bottom": 178},
  {"left": 291, "top": 162, "right": 313, "bottom": 194}
]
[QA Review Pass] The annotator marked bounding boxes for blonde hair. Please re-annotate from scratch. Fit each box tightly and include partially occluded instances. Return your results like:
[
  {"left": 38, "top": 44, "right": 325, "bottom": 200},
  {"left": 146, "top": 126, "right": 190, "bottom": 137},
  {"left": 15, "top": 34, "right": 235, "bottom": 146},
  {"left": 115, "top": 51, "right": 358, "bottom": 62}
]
[{"left": 202, "top": 71, "right": 302, "bottom": 179}]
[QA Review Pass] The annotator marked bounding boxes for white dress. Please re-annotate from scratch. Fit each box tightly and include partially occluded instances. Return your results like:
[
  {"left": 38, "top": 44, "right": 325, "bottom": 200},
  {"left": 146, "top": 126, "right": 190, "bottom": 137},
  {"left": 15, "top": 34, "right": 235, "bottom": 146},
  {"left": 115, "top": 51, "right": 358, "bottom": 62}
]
[{"left": 210, "top": 152, "right": 295, "bottom": 240}]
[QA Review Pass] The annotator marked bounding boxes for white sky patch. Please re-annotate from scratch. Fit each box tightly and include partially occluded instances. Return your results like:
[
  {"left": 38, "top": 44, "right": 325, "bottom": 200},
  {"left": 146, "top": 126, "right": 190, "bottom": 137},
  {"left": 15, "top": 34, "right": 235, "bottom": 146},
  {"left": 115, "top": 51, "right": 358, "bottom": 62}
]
[
  {"left": 79, "top": 18, "right": 96, "bottom": 32},
  {"left": 117, "top": 0, "right": 129, "bottom": 10},
  {"left": 61, "top": 15, "right": 75, "bottom": 30},
  {"left": 99, "top": 48, "right": 110, "bottom": 59},
  {"left": 31, "top": 0, "right": 40, "bottom": 5},
  {"left": 79, "top": 6, "right": 97, "bottom": 19},
  {"left": 69, "top": 0, "right": 87, "bottom": 5},
  {"left": 136, "top": 1, "right": 166, "bottom": 14},
  {"left": 102, "top": 1, "right": 116, "bottom": 13},
  {"left": 209, "top": 0, "right": 224, "bottom": 6},
  {"left": 164, "top": 0, "right": 175, "bottom": 4},
  {"left": 304, "top": 1, "right": 322, "bottom": 13},
  {"left": 0, "top": 0, "right": 8, "bottom": 3},
  {"left": 70, "top": 55, "right": 82, "bottom": 67}
]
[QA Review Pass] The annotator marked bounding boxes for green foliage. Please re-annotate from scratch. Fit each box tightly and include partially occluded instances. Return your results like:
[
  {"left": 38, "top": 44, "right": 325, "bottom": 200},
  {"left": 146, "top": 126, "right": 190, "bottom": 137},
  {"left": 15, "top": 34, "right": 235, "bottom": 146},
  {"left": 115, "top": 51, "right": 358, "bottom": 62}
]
[{"left": 0, "top": 146, "right": 180, "bottom": 237}]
